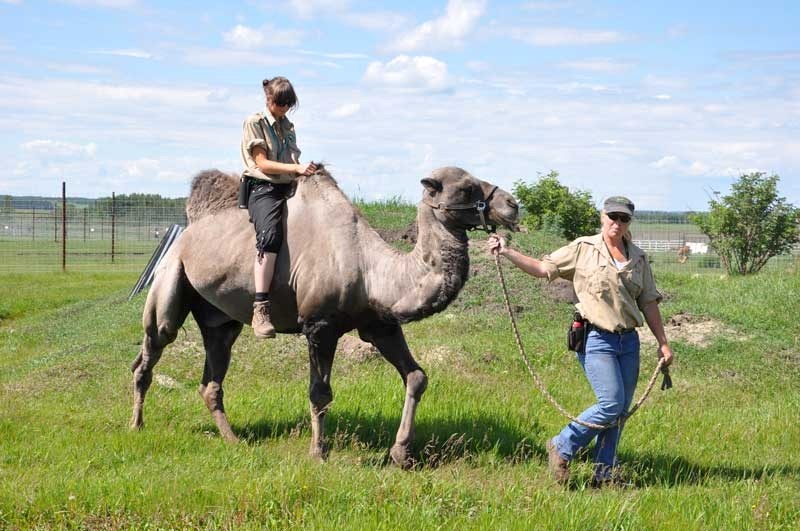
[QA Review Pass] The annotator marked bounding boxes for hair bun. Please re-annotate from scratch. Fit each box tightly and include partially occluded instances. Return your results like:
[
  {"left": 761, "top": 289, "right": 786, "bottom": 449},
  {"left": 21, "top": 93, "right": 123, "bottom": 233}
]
[{"left": 262, "top": 78, "right": 271, "bottom": 87}]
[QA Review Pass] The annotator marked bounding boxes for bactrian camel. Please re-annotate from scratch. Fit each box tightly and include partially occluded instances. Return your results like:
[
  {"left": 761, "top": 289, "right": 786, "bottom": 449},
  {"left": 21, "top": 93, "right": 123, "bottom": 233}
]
[{"left": 130, "top": 166, "right": 519, "bottom": 467}]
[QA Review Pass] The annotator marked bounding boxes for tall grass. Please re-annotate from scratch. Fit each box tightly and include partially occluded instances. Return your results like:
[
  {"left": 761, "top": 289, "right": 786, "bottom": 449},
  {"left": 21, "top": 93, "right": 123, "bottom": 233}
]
[{"left": 1, "top": 204, "right": 799, "bottom": 529}]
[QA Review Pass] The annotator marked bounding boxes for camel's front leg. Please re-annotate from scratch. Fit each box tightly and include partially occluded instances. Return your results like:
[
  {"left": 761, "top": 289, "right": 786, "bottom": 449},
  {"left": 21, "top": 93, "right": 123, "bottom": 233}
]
[
  {"left": 304, "top": 320, "right": 338, "bottom": 461},
  {"left": 359, "top": 321, "right": 427, "bottom": 469}
]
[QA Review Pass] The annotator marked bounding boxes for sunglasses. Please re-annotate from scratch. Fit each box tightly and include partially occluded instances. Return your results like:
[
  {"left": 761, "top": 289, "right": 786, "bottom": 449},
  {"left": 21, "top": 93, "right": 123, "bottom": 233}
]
[
  {"left": 608, "top": 212, "right": 632, "bottom": 223},
  {"left": 273, "top": 100, "right": 292, "bottom": 108}
]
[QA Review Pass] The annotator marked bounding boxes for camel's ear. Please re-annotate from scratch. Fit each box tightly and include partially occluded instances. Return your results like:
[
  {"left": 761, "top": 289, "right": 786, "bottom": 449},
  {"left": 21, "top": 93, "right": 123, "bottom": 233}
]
[{"left": 421, "top": 178, "right": 442, "bottom": 194}]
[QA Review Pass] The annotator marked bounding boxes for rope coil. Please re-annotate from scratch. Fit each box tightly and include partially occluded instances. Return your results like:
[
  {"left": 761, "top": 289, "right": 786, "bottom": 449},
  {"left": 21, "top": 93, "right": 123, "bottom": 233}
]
[{"left": 493, "top": 253, "right": 666, "bottom": 430}]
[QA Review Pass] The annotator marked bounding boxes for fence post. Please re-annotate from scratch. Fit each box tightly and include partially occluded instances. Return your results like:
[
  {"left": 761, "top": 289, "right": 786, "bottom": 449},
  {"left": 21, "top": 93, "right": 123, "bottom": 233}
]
[
  {"left": 83, "top": 208, "right": 87, "bottom": 242},
  {"left": 32, "top": 206, "right": 35, "bottom": 241},
  {"left": 62, "top": 182, "right": 66, "bottom": 271},
  {"left": 111, "top": 192, "right": 116, "bottom": 264}
]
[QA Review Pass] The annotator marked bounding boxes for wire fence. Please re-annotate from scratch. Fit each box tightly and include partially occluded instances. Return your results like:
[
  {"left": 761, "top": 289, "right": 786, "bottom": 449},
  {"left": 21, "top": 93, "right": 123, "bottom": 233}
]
[
  {"left": 1, "top": 191, "right": 798, "bottom": 274},
  {"left": 0, "top": 190, "right": 187, "bottom": 273}
]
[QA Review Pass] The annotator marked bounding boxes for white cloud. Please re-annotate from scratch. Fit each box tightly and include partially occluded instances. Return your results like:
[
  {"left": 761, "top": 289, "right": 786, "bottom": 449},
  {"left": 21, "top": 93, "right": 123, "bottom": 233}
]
[
  {"left": 363, "top": 55, "right": 450, "bottom": 91},
  {"left": 222, "top": 24, "right": 303, "bottom": 49},
  {"left": 298, "top": 50, "right": 368, "bottom": 60},
  {"left": 387, "top": 0, "right": 486, "bottom": 52},
  {"left": 223, "top": 25, "right": 265, "bottom": 49},
  {"left": 343, "top": 11, "right": 409, "bottom": 31},
  {"left": 89, "top": 49, "right": 152, "bottom": 59},
  {"left": 558, "top": 58, "right": 633, "bottom": 73},
  {"left": 509, "top": 27, "right": 627, "bottom": 46},
  {"left": 654, "top": 94, "right": 672, "bottom": 100},
  {"left": 23, "top": 140, "right": 97, "bottom": 158},
  {"left": 330, "top": 103, "right": 361, "bottom": 118},
  {"left": 290, "top": 0, "right": 348, "bottom": 19},
  {"left": 1, "top": 0, "right": 23, "bottom": 5}
]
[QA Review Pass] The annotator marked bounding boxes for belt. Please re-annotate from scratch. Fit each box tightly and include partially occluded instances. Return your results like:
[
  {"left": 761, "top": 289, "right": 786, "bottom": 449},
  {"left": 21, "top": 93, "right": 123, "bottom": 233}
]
[{"left": 588, "top": 323, "right": 636, "bottom": 335}]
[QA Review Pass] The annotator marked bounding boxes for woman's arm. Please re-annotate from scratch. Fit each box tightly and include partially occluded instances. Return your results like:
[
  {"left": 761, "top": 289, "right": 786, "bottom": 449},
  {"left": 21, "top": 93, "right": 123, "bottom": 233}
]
[
  {"left": 487, "top": 234, "right": 550, "bottom": 278},
  {"left": 642, "top": 301, "right": 674, "bottom": 366},
  {"left": 252, "top": 146, "right": 316, "bottom": 177}
]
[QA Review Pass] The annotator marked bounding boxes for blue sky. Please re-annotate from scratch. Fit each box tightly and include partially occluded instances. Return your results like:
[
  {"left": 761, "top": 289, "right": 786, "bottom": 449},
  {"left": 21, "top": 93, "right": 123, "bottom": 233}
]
[{"left": 1, "top": 0, "right": 798, "bottom": 211}]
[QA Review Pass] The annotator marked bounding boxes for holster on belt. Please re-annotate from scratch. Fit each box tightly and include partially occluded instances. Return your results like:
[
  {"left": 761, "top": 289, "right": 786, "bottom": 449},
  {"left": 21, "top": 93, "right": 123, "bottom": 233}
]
[{"left": 238, "top": 176, "right": 250, "bottom": 209}]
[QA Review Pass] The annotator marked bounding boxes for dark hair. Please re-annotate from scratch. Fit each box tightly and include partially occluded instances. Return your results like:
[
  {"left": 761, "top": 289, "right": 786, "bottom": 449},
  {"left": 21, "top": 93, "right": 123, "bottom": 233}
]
[{"left": 262, "top": 77, "right": 298, "bottom": 109}]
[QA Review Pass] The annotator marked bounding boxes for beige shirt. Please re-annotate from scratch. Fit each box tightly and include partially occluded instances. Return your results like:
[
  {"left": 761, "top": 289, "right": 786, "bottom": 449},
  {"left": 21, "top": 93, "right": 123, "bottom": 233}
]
[
  {"left": 541, "top": 233, "right": 662, "bottom": 332},
  {"left": 240, "top": 110, "right": 301, "bottom": 184}
]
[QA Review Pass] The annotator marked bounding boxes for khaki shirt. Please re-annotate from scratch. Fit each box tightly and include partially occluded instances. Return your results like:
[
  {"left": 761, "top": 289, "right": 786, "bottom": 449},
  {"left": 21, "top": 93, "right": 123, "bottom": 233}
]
[
  {"left": 240, "top": 110, "right": 301, "bottom": 184},
  {"left": 541, "top": 233, "right": 662, "bottom": 332}
]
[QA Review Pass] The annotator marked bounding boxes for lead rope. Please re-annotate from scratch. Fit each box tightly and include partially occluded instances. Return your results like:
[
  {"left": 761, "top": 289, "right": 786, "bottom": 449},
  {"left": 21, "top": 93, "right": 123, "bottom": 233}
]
[{"left": 493, "top": 253, "right": 666, "bottom": 430}]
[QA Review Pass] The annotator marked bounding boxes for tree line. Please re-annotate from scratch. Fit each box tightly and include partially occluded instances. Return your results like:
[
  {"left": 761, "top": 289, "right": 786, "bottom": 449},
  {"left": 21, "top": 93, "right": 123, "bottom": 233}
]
[{"left": 512, "top": 170, "right": 799, "bottom": 275}]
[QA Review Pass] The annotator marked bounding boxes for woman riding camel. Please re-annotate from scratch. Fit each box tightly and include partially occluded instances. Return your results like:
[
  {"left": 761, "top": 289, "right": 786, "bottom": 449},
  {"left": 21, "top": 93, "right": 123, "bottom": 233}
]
[
  {"left": 487, "top": 196, "right": 674, "bottom": 487},
  {"left": 241, "top": 77, "right": 317, "bottom": 338}
]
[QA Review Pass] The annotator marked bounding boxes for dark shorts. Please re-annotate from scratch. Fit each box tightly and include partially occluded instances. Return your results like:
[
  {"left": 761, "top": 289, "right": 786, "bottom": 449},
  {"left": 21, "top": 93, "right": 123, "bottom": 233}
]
[{"left": 247, "top": 179, "right": 293, "bottom": 258}]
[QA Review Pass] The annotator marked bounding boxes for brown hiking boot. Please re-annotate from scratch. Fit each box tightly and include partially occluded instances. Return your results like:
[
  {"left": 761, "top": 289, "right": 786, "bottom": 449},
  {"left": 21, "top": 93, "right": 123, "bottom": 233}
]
[
  {"left": 252, "top": 300, "right": 276, "bottom": 339},
  {"left": 546, "top": 437, "right": 570, "bottom": 484}
]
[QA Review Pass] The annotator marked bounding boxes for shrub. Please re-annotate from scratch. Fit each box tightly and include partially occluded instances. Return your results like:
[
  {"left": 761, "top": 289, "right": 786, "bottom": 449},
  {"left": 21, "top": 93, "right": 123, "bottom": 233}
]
[
  {"left": 513, "top": 171, "right": 598, "bottom": 240},
  {"left": 689, "top": 172, "right": 800, "bottom": 275}
]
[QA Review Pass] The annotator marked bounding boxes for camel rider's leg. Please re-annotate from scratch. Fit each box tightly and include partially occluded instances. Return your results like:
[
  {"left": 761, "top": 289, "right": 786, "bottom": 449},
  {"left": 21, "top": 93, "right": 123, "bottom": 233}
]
[
  {"left": 247, "top": 180, "right": 290, "bottom": 339},
  {"left": 252, "top": 252, "right": 277, "bottom": 338}
]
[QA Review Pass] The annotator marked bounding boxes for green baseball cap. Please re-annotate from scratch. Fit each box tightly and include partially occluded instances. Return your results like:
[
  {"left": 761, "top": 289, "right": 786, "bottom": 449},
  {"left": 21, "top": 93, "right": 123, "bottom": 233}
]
[{"left": 603, "top": 196, "right": 635, "bottom": 216}]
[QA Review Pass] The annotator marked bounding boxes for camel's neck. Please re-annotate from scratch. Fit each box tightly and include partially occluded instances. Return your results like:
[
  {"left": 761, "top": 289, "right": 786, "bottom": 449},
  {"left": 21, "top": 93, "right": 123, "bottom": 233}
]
[{"left": 367, "top": 205, "right": 469, "bottom": 323}]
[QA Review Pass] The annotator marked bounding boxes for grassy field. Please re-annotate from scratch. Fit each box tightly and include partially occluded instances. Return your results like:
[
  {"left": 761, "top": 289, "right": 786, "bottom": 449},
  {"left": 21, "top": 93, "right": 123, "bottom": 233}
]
[{"left": 1, "top": 210, "right": 799, "bottom": 529}]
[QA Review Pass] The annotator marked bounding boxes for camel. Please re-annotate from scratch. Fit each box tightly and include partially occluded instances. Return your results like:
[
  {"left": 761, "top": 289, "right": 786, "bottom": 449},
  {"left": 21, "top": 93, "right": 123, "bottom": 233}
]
[{"left": 129, "top": 165, "right": 519, "bottom": 467}]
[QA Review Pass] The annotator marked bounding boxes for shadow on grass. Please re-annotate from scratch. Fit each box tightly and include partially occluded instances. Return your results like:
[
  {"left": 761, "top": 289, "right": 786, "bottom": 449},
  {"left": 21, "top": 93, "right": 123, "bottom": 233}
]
[
  {"left": 620, "top": 450, "right": 800, "bottom": 487},
  {"left": 214, "top": 409, "right": 545, "bottom": 469},
  {"left": 199, "top": 413, "right": 800, "bottom": 486}
]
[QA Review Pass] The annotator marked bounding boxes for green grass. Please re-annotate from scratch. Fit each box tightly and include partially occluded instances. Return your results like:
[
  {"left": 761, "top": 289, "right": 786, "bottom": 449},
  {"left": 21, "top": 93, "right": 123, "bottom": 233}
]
[{"left": 1, "top": 222, "right": 799, "bottom": 528}]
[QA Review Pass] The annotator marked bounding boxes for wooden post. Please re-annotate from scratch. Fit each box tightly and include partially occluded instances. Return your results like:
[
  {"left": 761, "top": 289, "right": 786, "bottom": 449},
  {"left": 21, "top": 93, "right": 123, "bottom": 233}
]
[
  {"left": 111, "top": 192, "right": 116, "bottom": 263},
  {"left": 62, "top": 182, "right": 66, "bottom": 271},
  {"left": 83, "top": 208, "right": 87, "bottom": 242}
]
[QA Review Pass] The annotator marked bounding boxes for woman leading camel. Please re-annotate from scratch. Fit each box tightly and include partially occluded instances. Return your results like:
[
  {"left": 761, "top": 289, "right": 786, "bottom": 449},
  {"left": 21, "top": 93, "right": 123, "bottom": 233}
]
[
  {"left": 487, "top": 196, "right": 674, "bottom": 487},
  {"left": 241, "top": 77, "right": 317, "bottom": 338}
]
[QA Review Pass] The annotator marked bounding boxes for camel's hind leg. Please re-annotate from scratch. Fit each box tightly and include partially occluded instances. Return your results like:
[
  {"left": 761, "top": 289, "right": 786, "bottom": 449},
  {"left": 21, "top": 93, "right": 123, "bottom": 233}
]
[
  {"left": 359, "top": 321, "right": 427, "bottom": 469},
  {"left": 130, "top": 259, "right": 190, "bottom": 430},
  {"left": 304, "top": 319, "right": 339, "bottom": 462},
  {"left": 196, "top": 317, "right": 243, "bottom": 443}
]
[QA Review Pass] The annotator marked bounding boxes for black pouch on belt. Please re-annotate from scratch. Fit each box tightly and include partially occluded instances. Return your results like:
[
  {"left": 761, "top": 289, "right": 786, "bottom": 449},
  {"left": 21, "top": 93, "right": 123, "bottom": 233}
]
[
  {"left": 238, "top": 176, "right": 250, "bottom": 209},
  {"left": 567, "top": 312, "right": 588, "bottom": 352}
]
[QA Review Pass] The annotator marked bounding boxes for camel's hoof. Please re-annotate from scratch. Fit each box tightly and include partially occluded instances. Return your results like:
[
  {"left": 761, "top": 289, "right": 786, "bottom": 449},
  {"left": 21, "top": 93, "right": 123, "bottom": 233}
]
[
  {"left": 129, "top": 415, "right": 143, "bottom": 431},
  {"left": 390, "top": 444, "right": 415, "bottom": 470},
  {"left": 221, "top": 432, "right": 240, "bottom": 444},
  {"left": 310, "top": 442, "right": 329, "bottom": 463}
]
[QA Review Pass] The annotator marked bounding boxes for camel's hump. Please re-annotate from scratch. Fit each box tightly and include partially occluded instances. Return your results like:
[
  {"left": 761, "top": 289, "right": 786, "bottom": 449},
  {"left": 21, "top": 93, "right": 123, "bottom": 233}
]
[{"left": 185, "top": 169, "right": 240, "bottom": 224}]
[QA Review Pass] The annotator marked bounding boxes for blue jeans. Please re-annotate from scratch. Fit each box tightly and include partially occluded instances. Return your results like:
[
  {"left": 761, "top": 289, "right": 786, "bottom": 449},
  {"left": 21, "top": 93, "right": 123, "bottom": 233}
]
[{"left": 553, "top": 328, "right": 640, "bottom": 468}]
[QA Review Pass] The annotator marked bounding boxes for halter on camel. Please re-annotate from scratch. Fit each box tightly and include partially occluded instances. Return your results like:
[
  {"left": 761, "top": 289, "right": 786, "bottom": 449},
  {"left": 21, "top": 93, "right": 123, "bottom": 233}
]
[{"left": 422, "top": 185, "right": 499, "bottom": 233}]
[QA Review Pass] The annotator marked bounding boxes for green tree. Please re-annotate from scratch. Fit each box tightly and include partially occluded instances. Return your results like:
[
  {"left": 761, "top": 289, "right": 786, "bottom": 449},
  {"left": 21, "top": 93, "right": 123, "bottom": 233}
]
[
  {"left": 513, "top": 171, "right": 599, "bottom": 240},
  {"left": 689, "top": 172, "right": 800, "bottom": 275}
]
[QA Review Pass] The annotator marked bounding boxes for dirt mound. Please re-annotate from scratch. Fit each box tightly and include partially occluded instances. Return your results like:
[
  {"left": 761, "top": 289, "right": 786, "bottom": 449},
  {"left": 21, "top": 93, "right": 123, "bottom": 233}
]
[
  {"left": 376, "top": 222, "right": 417, "bottom": 245},
  {"left": 337, "top": 334, "right": 379, "bottom": 362},
  {"left": 542, "top": 278, "right": 578, "bottom": 304},
  {"left": 640, "top": 311, "right": 743, "bottom": 348}
]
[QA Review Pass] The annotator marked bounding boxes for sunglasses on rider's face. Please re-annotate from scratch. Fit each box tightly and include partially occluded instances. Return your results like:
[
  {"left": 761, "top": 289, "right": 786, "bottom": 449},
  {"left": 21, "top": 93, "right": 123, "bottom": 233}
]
[{"left": 608, "top": 212, "right": 631, "bottom": 223}]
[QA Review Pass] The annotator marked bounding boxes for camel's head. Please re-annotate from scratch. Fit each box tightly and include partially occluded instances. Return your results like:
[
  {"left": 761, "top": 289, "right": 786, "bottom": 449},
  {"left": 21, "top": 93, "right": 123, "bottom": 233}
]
[{"left": 421, "top": 167, "right": 519, "bottom": 232}]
